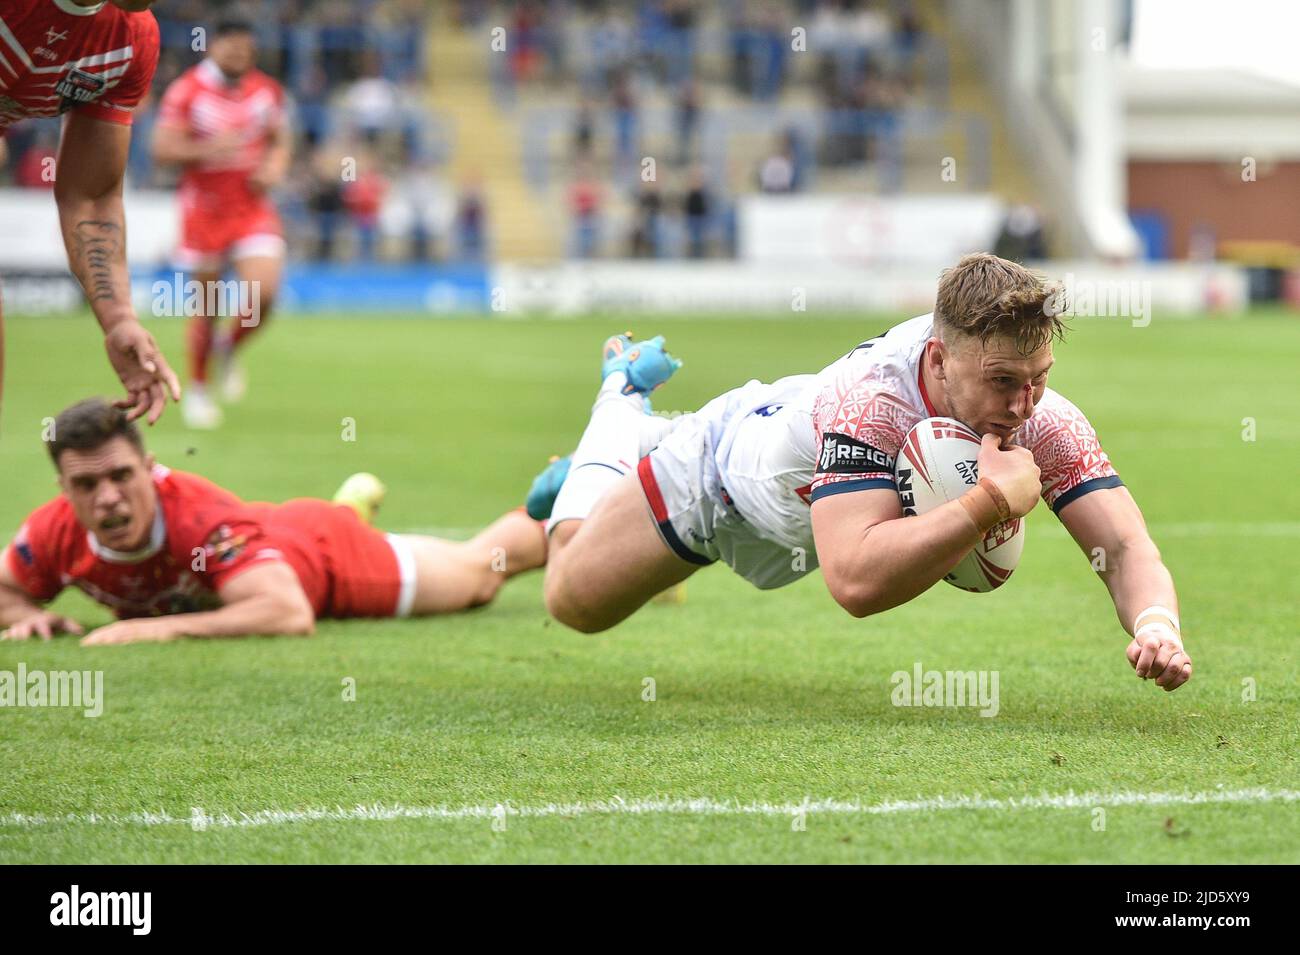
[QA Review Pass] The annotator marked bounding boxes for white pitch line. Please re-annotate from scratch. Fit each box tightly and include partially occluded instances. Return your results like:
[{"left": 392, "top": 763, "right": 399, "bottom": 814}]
[{"left": 3, "top": 788, "right": 1296, "bottom": 831}]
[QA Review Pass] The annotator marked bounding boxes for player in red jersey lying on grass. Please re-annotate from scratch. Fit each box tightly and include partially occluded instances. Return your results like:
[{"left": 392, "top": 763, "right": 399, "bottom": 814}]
[
  {"left": 0, "top": 0, "right": 180, "bottom": 427},
  {"left": 0, "top": 398, "right": 547, "bottom": 645},
  {"left": 530, "top": 254, "right": 1192, "bottom": 691}
]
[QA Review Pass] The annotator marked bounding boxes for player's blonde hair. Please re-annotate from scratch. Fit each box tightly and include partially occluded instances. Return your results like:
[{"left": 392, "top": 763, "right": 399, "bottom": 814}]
[{"left": 934, "top": 253, "right": 1066, "bottom": 355}]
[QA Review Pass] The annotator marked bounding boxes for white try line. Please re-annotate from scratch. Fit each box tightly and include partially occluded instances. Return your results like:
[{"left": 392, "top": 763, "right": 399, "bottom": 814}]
[{"left": 4, "top": 787, "right": 1296, "bottom": 831}]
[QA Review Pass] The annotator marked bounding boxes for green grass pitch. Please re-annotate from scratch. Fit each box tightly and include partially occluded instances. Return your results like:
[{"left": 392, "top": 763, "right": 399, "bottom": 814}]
[{"left": 0, "top": 308, "right": 1296, "bottom": 863}]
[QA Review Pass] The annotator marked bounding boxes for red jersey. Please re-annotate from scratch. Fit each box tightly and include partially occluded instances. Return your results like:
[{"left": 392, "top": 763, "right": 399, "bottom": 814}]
[
  {"left": 5, "top": 466, "right": 404, "bottom": 620},
  {"left": 0, "top": 0, "right": 159, "bottom": 131},
  {"left": 156, "top": 59, "right": 286, "bottom": 215}
]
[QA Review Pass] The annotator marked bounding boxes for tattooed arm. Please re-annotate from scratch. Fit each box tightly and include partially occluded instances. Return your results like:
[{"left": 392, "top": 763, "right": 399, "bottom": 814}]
[{"left": 54, "top": 111, "right": 180, "bottom": 424}]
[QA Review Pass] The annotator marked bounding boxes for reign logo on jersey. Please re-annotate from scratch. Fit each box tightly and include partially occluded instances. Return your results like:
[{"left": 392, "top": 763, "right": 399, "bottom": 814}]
[{"left": 817, "top": 432, "right": 895, "bottom": 474}]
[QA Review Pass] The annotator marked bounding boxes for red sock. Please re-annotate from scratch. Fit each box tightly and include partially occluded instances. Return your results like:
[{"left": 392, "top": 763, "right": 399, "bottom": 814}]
[
  {"left": 229, "top": 306, "right": 269, "bottom": 348},
  {"left": 187, "top": 317, "right": 215, "bottom": 384}
]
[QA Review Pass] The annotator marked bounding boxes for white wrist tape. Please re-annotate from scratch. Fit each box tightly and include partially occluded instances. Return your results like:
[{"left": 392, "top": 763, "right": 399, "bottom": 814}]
[
  {"left": 1134, "top": 621, "right": 1181, "bottom": 644},
  {"left": 1134, "top": 604, "right": 1180, "bottom": 634}
]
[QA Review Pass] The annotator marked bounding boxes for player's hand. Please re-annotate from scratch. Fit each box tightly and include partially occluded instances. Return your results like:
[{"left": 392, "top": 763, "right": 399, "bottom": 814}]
[
  {"left": 1126, "top": 627, "right": 1193, "bottom": 691},
  {"left": 1, "top": 611, "right": 85, "bottom": 641},
  {"left": 976, "top": 433, "right": 1040, "bottom": 518},
  {"left": 104, "top": 320, "right": 182, "bottom": 425},
  {"left": 248, "top": 163, "right": 283, "bottom": 193},
  {"left": 81, "top": 618, "right": 180, "bottom": 647},
  {"left": 208, "top": 130, "right": 244, "bottom": 163}
]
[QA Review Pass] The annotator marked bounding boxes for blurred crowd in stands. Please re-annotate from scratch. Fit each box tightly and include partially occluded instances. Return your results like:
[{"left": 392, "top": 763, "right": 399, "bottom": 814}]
[
  {"left": 0, "top": 0, "right": 477, "bottom": 264},
  {"left": 1, "top": 1, "right": 933, "bottom": 263},
  {"left": 460, "top": 0, "right": 928, "bottom": 259}
]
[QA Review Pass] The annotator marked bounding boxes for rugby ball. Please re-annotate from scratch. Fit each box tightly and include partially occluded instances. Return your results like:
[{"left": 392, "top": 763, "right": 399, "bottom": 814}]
[{"left": 894, "top": 417, "right": 1025, "bottom": 593}]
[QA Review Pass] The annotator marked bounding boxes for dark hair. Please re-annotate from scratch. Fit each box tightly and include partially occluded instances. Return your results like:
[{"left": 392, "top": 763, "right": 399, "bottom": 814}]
[
  {"left": 46, "top": 398, "right": 145, "bottom": 467},
  {"left": 934, "top": 253, "right": 1067, "bottom": 355},
  {"left": 214, "top": 17, "right": 255, "bottom": 37}
]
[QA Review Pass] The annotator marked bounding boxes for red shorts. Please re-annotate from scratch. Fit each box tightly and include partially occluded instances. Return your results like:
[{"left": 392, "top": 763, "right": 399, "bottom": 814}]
[
  {"left": 260, "top": 501, "right": 415, "bottom": 619},
  {"left": 176, "top": 197, "right": 284, "bottom": 272}
]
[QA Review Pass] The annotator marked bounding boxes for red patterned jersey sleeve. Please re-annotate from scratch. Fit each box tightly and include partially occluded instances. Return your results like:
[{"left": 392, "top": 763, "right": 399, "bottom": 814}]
[
  {"left": 77, "top": 12, "right": 160, "bottom": 126},
  {"left": 159, "top": 472, "right": 290, "bottom": 594},
  {"left": 808, "top": 370, "right": 917, "bottom": 502},
  {"left": 1020, "top": 389, "right": 1123, "bottom": 515},
  {"left": 3, "top": 505, "right": 72, "bottom": 603}
]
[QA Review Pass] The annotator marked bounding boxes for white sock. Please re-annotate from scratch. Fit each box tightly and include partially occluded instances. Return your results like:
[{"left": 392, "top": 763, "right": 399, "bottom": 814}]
[
  {"left": 638, "top": 414, "right": 678, "bottom": 457},
  {"left": 549, "top": 373, "right": 644, "bottom": 530}
]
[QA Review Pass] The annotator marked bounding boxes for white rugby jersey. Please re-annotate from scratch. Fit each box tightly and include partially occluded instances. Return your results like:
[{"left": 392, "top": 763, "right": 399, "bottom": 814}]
[{"left": 709, "top": 314, "right": 1122, "bottom": 555}]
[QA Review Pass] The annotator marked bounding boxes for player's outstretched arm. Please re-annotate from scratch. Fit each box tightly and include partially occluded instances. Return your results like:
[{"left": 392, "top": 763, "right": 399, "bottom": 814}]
[
  {"left": 812, "top": 434, "right": 1041, "bottom": 618},
  {"left": 151, "top": 123, "right": 242, "bottom": 166},
  {"left": 80, "top": 561, "right": 316, "bottom": 646},
  {"left": 55, "top": 112, "right": 181, "bottom": 424},
  {"left": 0, "top": 548, "right": 83, "bottom": 639},
  {"left": 1057, "top": 485, "right": 1190, "bottom": 691},
  {"left": 813, "top": 489, "right": 982, "bottom": 617}
]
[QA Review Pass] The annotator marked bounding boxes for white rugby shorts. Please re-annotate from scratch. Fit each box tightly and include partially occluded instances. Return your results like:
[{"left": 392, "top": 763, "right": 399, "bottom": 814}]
[{"left": 636, "top": 379, "right": 817, "bottom": 591}]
